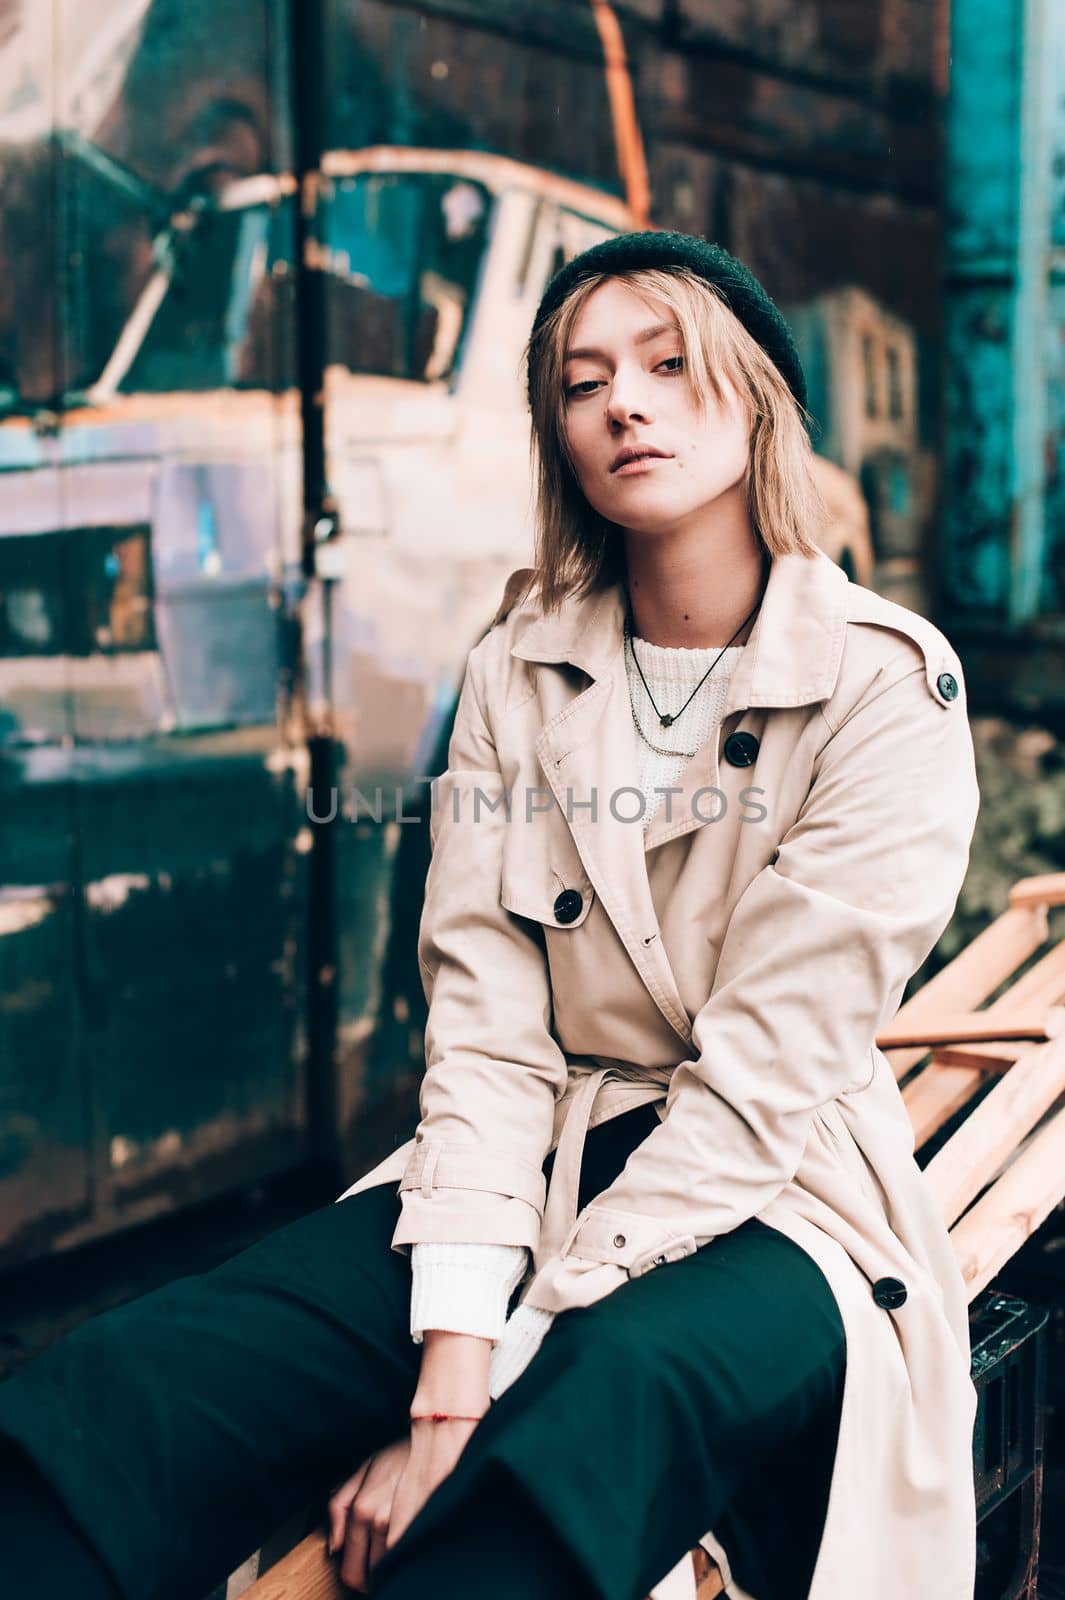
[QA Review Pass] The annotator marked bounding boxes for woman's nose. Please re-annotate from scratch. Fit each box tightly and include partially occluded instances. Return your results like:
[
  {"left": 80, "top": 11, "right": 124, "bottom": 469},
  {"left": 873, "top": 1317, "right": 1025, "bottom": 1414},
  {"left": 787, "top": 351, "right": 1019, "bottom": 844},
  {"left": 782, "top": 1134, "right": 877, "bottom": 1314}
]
[{"left": 605, "top": 374, "right": 654, "bottom": 426}]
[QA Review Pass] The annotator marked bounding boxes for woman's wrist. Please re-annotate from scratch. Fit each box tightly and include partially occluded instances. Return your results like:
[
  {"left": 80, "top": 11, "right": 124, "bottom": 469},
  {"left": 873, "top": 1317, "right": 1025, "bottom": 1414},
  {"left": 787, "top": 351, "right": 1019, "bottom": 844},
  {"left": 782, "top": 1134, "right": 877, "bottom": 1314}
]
[
  {"left": 409, "top": 1409, "right": 486, "bottom": 1426},
  {"left": 413, "top": 1329, "right": 492, "bottom": 1415}
]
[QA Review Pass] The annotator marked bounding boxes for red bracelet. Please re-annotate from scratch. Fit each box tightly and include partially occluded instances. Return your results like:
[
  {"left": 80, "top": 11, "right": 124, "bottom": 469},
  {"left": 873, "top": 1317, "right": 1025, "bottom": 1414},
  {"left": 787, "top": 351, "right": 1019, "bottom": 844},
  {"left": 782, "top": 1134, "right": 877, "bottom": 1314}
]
[{"left": 409, "top": 1411, "right": 486, "bottom": 1424}]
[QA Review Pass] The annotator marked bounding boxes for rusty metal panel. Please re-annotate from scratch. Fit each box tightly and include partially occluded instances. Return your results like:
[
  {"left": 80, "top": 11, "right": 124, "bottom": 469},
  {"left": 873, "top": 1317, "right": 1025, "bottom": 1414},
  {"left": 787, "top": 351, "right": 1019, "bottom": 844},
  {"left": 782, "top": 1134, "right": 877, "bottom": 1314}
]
[
  {"left": 943, "top": 0, "right": 1059, "bottom": 629},
  {"left": 672, "top": 0, "right": 938, "bottom": 88},
  {"left": 325, "top": 0, "right": 621, "bottom": 188},
  {"left": 76, "top": 750, "right": 309, "bottom": 1214},
  {"left": 0, "top": 0, "right": 310, "bottom": 1264},
  {"left": 1046, "top": 278, "right": 1065, "bottom": 614},
  {"left": 0, "top": 3, "right": 92, "bottom": 1256},
  {"left": 647, "top": 46, "right": 938, "bottom": 199},
  {"left": 0, "top": 779, "right": 88, "bottom": 1256}
]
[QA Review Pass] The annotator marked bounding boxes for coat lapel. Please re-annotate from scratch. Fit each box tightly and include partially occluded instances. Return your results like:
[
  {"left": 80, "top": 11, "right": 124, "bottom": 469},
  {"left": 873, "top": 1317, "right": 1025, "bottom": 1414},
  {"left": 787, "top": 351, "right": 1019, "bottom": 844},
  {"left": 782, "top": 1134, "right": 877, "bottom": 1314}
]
[{"left": 508, "top": 550, "right": 851, "bottom": 1044}]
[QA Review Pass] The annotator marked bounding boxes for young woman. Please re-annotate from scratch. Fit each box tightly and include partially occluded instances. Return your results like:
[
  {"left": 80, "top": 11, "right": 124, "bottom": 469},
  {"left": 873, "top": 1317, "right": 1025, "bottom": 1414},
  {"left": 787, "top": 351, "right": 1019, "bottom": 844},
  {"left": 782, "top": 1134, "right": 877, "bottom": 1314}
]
[{"left": 0, "top": 231, "right": 980, "bottom": 1600}]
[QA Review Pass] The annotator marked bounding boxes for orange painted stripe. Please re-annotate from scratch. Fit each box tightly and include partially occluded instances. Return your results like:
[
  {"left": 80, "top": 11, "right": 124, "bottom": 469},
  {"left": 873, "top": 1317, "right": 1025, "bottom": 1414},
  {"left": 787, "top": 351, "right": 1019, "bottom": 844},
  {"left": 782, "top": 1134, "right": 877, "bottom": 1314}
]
[{"left": 589, "top": 0, "right": 651, "bottom": 230}]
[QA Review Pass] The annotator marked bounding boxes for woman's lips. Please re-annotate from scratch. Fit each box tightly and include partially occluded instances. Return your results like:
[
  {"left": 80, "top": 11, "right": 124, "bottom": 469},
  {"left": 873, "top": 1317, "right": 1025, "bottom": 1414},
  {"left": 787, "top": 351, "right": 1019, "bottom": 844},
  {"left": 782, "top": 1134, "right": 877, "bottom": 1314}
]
[{"left": 612, "top": 454, "right": 671, "bottom": 476}]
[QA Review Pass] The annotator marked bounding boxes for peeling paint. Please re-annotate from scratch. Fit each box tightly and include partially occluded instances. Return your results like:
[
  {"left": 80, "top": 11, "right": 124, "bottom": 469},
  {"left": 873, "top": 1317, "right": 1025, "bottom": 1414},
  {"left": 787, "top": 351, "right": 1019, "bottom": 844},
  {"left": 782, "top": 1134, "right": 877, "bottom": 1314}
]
[
  {"left": 84, "top": 872, "right": 152, "bottom": 913},
  {"left": 0, "top": 892, "right": 53, "bottom": 938}
]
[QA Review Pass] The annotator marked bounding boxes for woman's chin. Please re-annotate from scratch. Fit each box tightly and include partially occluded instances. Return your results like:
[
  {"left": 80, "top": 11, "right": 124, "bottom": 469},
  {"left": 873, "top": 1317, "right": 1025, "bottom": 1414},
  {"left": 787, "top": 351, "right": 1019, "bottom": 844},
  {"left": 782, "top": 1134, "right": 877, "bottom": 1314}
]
[{"left": 605, "top": 493, "right": 692, "bottom": 534}]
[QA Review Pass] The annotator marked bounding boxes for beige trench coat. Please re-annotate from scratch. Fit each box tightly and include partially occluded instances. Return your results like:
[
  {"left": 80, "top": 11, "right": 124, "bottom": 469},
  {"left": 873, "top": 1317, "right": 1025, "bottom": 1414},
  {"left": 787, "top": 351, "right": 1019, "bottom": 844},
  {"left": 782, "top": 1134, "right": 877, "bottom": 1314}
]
[{"left": 338, "top": 548, "right": 981, "bottom": 1600}]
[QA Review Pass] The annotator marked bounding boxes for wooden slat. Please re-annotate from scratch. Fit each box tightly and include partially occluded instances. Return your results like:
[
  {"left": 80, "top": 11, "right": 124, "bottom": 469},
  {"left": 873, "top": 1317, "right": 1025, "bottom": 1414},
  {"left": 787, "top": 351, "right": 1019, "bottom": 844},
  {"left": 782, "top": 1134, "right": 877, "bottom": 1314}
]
[
  {"left": 931, "top": 944, "right": 1065, "bottom": 1070},
  {"left": 899, "top": 941, "right": 1065, "bottom": 1141},
  {"left": 877, "top": 1008, "right": 1063, "bottom": 1048},
  {"left": 930, "top": 1041, "right": 1028, "bottom": 1072},
  {"left": 240, "top": 1530, "right": 342, "bottom": 1600},
  {"left": 950, "top": 1104, "right": 1065, "bottom": 1300},
  {"left": 991, "top": 939, "right": 1065, "bottom": 1006},
  {"left": 903, "top": 1062, "right": 984, "bottom": 1148},
  {"left": 923, "top": 1033, "right": 1065, "bottom": 1228},
  {"left": 240, "top": 1524, "right": 727, "bottom": 1600},
  {"left": 884, "top": 904, "right": 1048, "bottom": 1080},
  {"left": 1008, "top": 871, "right": 1065, "bottom": 910}
]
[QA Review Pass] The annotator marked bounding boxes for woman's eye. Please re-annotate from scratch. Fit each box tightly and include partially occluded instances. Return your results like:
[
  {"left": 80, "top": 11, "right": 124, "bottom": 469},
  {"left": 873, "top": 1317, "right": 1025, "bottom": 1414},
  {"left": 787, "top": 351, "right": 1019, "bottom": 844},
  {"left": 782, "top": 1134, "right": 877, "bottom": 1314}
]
[{"left": 562, "top": 356, "right": 681, "bottom": 396}]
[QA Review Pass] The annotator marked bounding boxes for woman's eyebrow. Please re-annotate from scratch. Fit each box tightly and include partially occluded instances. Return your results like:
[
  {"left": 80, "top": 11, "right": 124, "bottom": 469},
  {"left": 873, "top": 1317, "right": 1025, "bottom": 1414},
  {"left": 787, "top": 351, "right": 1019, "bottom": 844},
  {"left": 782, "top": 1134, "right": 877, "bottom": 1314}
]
[{"left": 563, "top": 320, "right": 681, "bottom": 362}]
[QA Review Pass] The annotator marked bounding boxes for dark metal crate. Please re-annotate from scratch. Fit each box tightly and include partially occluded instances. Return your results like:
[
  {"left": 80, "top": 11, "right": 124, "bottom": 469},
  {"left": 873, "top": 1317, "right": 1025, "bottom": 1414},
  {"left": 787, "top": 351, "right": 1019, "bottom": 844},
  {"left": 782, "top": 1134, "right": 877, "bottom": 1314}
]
[{"left": 970, "top": 1291, "right": 1049, "bottom": 1600}]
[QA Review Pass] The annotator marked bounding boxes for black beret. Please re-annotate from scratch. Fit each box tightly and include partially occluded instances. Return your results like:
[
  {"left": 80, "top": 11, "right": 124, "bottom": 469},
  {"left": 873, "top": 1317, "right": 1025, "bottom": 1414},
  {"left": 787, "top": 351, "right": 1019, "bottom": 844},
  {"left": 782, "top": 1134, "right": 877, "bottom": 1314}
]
[{"left": 527, "top": 229, "right": 807, "bottom": 412}]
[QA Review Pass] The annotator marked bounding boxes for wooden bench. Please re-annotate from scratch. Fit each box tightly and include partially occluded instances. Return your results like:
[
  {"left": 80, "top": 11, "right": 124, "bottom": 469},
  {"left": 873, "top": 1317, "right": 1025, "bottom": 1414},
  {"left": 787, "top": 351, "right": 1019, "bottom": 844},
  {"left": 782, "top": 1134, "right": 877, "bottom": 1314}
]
[{"left": 230, "top": 870, "right": 1065, "bottom": 1600}]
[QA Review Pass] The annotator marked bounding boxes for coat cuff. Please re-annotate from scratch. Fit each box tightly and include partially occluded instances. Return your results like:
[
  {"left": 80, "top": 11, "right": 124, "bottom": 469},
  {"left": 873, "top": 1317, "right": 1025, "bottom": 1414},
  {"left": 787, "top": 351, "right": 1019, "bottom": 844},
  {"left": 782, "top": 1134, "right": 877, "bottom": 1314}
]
[
  {"left": 390, "top": 1140, "right": 549, "bottom": 1252},
  {"left": 391, "top": 1189, "right": 544, "bottom": 1252},
  {"left": 520, "top": 1256, "right": 630, "bottom": 1316},
  {"left": 398, "top": 1138, "right": 548, "bottom": 1209},
  {"left": 409, "top": 1242, "right": 528, "bottom": 1345},
  {"left": 520, "top": 1207, "right": 700, "bottom": 1316},
  {"left": 555, "top": 1205, "right": 699, "bottom": 1279}
]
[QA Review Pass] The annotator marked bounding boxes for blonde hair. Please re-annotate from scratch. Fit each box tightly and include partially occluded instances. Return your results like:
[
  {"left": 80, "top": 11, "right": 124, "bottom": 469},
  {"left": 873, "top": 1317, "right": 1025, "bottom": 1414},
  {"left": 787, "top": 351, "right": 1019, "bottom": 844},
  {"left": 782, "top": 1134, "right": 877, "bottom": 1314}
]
[{"left": 518, "top": 265, "right": 828, "bottom": 616}]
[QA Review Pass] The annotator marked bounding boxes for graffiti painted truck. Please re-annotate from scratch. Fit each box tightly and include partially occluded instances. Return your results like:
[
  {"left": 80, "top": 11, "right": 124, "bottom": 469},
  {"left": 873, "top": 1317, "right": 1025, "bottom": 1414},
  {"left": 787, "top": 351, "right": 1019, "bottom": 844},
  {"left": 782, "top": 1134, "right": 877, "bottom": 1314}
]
[
  {"left": 0, "top": 117, "right": 642, "bottom": 1263},
  {"left": 0, "top": 3, "right": 871, "bottom": 1266}
]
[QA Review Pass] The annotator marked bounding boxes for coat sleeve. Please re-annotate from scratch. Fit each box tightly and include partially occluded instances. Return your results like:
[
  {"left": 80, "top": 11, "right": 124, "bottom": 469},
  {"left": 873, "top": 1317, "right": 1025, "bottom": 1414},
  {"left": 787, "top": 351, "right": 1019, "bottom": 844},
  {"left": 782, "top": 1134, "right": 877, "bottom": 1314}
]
[
  {"left": 390, "top": 634, "right": 570, "bottom": 1256},
  {"left": 519, "top": 648, "right": 980, "bottom": 1316}
]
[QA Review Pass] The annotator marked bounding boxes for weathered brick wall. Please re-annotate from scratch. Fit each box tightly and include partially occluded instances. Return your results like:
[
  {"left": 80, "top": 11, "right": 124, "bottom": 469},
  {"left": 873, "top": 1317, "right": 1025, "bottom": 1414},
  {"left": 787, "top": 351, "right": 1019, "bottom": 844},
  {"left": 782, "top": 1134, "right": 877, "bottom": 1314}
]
[{"left": 337, "top": 0, "right": 946, "bottom": 330}]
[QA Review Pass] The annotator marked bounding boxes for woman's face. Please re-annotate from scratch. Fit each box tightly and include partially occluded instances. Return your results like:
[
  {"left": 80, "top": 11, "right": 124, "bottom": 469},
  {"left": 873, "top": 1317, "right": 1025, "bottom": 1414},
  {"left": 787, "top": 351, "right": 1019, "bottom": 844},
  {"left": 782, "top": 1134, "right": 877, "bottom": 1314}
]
[{"left": 560, "top": 278, "right": 751, "bottom": 537}]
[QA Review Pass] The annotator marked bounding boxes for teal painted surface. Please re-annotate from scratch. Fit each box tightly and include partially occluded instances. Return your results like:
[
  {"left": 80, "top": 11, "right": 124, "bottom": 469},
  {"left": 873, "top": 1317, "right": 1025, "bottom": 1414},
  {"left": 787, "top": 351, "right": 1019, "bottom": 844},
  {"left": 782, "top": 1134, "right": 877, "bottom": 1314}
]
[
  {"left": 0, "top": 0, "right": 310, "bottom": 1263},
  {"left": 944, "top": 0, "right": 1062, "bottom": 623},
  {"left": 0, "top": 0, "right": 990, "bottom": 1261}
]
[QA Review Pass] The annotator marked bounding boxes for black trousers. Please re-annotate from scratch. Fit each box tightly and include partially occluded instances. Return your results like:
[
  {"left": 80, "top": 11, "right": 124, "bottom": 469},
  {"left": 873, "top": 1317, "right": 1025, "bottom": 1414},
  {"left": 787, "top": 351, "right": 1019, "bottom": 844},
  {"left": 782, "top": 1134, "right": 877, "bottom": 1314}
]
[{"left": 0, "top": 1105, "right": 846, "bottom": 1600}]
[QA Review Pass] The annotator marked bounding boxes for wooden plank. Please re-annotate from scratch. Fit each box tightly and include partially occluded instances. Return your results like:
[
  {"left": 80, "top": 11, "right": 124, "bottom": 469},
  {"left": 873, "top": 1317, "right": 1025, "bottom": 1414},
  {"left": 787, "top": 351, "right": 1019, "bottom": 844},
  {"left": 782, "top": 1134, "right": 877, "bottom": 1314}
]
[
  {"left": 933, "top": 944, "right": 1065, "bottom": 1070},
  {"left": 923, "top": 1033, "right": 1065, "bottom": 1227},
  {"left": 1008, "top": 872, "right": 1065, "bottom": 910},
  {"left": 950, "top": 1105, "right": 1065, "bottom": 1301},
  {"left": 241, "top": 1524, "right": 728, "bottom": 1600},
  {"left": 877, "top": 1008, "right": 1063, "bottom": 1048},
  {"left": 884, "top": 904, "right": 1047, "bottom": 1080},
  {"left": 890, "top": 917, "right": 1062, "bottom": 1106},
  {"left": 930, "top": 1041, "right": 1026, "bottom": 1072},
  {"left": 240, "top": 1530, "right": 342, "bottom": 1600},
  {"left": 903, "top": 1062, "right": 985, "bottom": 1148}
]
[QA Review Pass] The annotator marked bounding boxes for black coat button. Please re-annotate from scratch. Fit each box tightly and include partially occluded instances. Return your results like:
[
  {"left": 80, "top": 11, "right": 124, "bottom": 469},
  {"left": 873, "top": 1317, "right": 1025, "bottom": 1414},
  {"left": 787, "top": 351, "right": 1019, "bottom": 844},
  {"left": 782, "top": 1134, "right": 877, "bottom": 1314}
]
[
  {"left": 553, "top": 888, "right": 583, "bottom": 924},
  {"left": 724, "top": 731, "right": 760, "bottom": 767},
  {"left": 937, "top": 672, "right": 958, "bottom": 701},
  {"left": 872, "top": 1276, "right": 907, "bottom": 1310}
]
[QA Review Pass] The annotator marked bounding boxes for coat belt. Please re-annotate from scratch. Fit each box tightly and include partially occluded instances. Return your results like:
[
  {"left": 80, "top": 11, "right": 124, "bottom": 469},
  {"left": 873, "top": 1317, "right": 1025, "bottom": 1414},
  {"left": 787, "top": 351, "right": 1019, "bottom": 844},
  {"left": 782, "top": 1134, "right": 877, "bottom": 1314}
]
[{"left": 539, "top": 1060, "right": 673, "bottom": 1263}]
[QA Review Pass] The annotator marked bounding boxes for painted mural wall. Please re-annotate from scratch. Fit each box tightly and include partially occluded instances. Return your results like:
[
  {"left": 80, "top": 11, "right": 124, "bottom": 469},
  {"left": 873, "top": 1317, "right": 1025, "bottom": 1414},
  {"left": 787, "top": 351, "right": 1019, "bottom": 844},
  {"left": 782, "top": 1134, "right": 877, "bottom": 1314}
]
[
  {"left": 0, "top": 0, "right": 976, "bottom": 1261},
  {"left": 942, "top": 0, "right": 1065, "bottom": 719}
]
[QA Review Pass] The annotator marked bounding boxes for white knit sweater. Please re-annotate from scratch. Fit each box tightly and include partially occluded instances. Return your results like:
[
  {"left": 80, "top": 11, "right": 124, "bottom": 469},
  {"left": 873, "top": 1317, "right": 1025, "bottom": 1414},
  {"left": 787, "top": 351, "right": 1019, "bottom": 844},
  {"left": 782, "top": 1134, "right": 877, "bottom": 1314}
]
[{"left": 411, "top": 632, "right": 744, "bottom": 1390}]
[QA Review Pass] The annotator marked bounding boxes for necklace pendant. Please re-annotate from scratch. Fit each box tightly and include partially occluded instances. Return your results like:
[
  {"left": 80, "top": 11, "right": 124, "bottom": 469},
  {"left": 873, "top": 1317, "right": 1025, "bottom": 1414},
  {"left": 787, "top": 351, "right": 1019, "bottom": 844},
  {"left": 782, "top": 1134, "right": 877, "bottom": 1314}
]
[{"left": 659, "top": 713, "right": 674, "bottom": 727}]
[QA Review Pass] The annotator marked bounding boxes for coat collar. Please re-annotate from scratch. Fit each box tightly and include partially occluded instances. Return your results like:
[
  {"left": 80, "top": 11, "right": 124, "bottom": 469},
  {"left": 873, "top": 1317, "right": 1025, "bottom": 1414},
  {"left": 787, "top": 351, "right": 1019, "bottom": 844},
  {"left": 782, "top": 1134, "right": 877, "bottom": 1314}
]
[
  {"left": 510, "top": 547, "right": 850, "bottom": 716},
  {"left": 506, "top": 549, "right": 851, "bottom": 1046}
]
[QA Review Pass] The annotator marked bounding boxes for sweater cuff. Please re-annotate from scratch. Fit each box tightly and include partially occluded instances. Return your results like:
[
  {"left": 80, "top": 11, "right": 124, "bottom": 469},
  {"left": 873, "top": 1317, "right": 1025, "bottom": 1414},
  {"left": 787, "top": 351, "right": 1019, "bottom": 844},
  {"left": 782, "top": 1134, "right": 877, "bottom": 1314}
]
[
  {"left": 410, "top": 1242, "right": 528, "bottom": 1346},
  {"left": 488, "top": 1304, "right": 557, "bottom": 1399}
]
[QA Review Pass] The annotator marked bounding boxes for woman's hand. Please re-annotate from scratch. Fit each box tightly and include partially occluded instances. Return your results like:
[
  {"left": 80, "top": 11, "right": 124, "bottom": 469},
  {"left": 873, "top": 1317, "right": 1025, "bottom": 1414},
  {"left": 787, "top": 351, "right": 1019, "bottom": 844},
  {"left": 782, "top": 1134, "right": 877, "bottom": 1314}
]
[
  {"left": 327, "top": 1434, "right": 411, "bottom": 1593},
  {"left": 385, "top": 1413, "right": 481, "bottom": 1550},
  {"left": 381, "top": 1329, "right": 491, "bottom": 1552}
]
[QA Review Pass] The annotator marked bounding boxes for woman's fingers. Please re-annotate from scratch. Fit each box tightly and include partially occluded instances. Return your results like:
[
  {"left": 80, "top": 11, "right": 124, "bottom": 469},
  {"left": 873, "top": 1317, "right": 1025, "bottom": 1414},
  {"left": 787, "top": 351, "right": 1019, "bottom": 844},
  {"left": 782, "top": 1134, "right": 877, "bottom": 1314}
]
[
  {"left": 341, "top": 1498, "right": 390, "bottom": 1593},
  {"left": 367, "top": 1516, "right": 391, "bottom": 1580},
  {"left": 329, "top": 1435, "right": 411, "bottom": 1591},
  {"left": 327, "top": 1457, "right": 374, "bottom": 1556}
]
